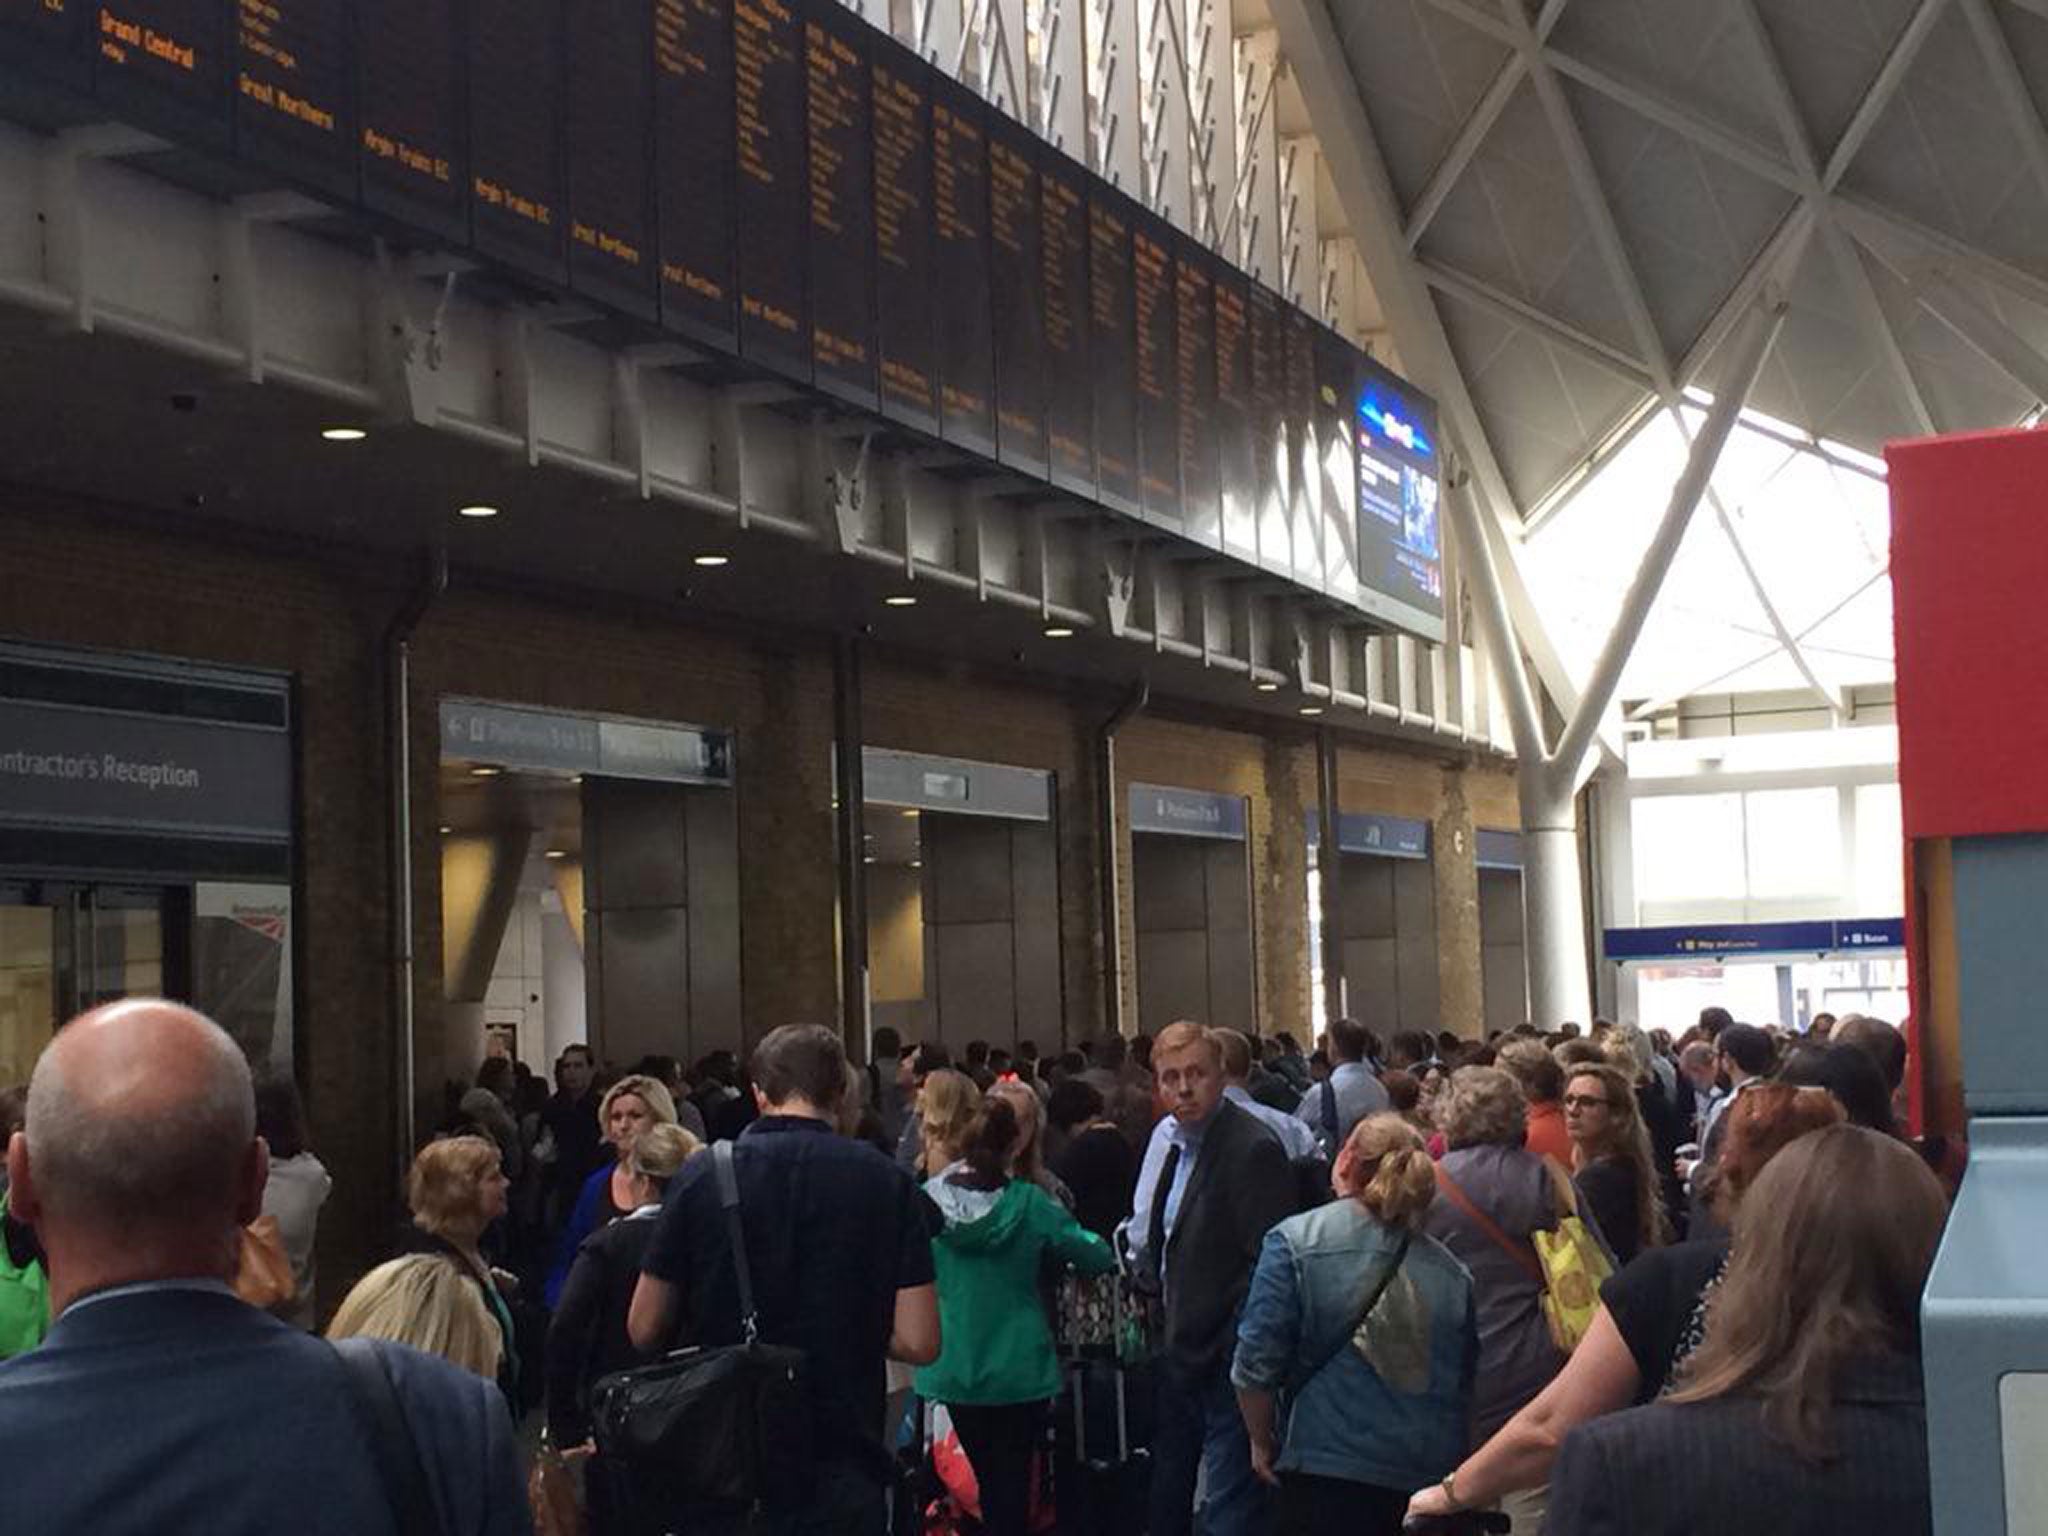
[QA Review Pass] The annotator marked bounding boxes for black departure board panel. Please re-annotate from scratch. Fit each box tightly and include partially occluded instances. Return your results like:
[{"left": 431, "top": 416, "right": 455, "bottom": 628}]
[
  {"left": 233, "top": 0, "right": 351, "bottom": 194},
  {"left": 1089, "top": 189, "right": 1138, "bottom": 515},
  {"left": 1248, "top": 282, "right": 1290, "bottom": 568},
  {"left": 1283, "top": 304, "right": 1321, "bottom": 580},
  {"left": 988, "top": 117, "right": 1045, "bottom": 478},
  {"left": 1214, "top": 270, "right": 1256, "bottom": 558},
  {"left": 1132, "top": 212, "right": 1179, "bottom": 522},
  {"left": 0, "top": 0, "right": 93, "bottom": 92},
  {"left": 806, "top": 4, "right": 875, "bottom": 407},
  {"left": 734, "top": 0, "right": 809, "bottom": 380},
  {"left": 931, "top": 74, "right": 994, "bottom": 457},
  {"left": 871, "top": 38, "right": 936, "bottom": 433},
  {"left": 1175, "top": 240, "right": 1219, "bottom": 545},
  {"left": 1040, "top": 152, "right": 1092, "bottom": 497},
  {"left": 566, "top": 0, "right": 656, "bottom": 317},
  {"left": 356, "top": 0, "right": 461, "bottom": 237},
  {"left": 470, "top": 0, "right": 567, "bottom": 285},
  {"left": 656, "top": 0, "right": 737, "bottom": 347},
  {"left": 1315, "top": 323, "right": 1358, "bottom": 591},
  {"left": 95, "top": 0, "right": 231, "bottom": 147}
]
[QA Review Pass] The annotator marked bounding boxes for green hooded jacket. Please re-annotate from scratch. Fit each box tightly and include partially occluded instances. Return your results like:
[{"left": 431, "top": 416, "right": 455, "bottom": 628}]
[
  {"left": 915, "top": 1173, "right": 1116, "bottom": 1406},
  {"left": 0, "top": 1190, "right": 50, "bottom": 1361}
]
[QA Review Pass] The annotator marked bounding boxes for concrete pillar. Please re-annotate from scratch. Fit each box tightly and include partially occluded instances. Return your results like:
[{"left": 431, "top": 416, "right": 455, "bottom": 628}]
[
  {"left": 1434, "top": 769, "right": 1484, "bottom": 1037},
  {"left": 1521, "top": 767, "right": 1591, "bottom": 1028}
]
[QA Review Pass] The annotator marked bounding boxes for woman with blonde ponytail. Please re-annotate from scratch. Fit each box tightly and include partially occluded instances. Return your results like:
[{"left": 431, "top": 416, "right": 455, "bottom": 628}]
[{"left": 1231, "top": 1114, "right": 1478, "bottom": 1536}]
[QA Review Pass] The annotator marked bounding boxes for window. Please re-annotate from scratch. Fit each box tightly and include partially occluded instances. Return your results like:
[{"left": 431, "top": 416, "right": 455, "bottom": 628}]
[
  {"left": 1743, "top": 788, "right": 1842, "bottom": 899},
  {"left": 1632, "top": 794, "right": 1745, "bottom": 902},
  {"left": 1853, "top": 783, "right": 1904, "bottom": 917}
]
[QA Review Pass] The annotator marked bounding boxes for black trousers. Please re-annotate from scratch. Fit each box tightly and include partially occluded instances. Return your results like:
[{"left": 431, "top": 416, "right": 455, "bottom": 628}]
[
  {"left": 1275, "top": 1471, "right": 1408, "bottom": 1536},
  {"left": 949, "top": 1401, "right": 1046, "bottom": 1536}
]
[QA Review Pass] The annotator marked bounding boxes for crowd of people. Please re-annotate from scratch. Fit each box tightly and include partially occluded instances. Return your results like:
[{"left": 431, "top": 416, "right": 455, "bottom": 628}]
[{"left": 0, "top": 997, "right": 1949, "bottom": 1536}]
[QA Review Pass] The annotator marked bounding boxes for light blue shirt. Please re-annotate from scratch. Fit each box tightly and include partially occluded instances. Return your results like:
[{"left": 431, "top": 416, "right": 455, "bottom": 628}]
[
  {"left": 1294, "top": 1061, "right": 1391, "bottom": 1149},
  {"left": 1226, "top": 1084, "right": 1320, "bottom": 1160},
  {"left": 1123, "top": 1109, "right": 1208, "bottom": 1285}
]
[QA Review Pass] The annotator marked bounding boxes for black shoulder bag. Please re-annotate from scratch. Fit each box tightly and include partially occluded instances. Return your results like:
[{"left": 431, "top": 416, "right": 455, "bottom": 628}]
[{"left": 591, "top": 1141, "right": 816, "bottom": 1518}]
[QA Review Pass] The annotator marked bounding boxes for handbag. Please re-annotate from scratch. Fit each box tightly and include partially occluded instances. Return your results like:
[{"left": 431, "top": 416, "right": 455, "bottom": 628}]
[
  {"left": 1433, "top": 1162, "right": 1611, "bottom": 1353},
  {"left": 1055, "top": 1268, "right": 1155, "bottom": 1365},
  {"left": 528, "top": 1432, "right": 590, "bottom": 1536},
  {"left": 1285, "top": 1231, "right": 1411, "bottom": 1398},
  {"left": 590, "top": 1141, "right": 814, "bottom": 1518},
  {"left": 232, "top": 1213, "right": 296, "bottom": 1314}
]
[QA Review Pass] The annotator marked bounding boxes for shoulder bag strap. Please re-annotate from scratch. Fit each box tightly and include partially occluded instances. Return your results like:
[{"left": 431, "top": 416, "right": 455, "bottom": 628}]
[
  {"left": 1289, "top": 1231, "right": 1411, "bottom": 1395},
  {"left": 331, "top": 1338, "right": 444, "bottom": 1536},
  {"left": 1320, "top": 1077, "right": 1339, "bottom": 1143},
  {"left": 713, "top": 1140, "right": 760, "bottom": 1344},
  {"left": 1433, "top": 1162, "right": 1545, "bottom": 1287}
]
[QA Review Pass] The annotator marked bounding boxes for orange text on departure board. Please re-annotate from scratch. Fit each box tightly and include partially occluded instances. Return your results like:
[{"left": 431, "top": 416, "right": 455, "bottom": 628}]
[{"left": 100, "top": 8, "right": 196, "bottom": 70}]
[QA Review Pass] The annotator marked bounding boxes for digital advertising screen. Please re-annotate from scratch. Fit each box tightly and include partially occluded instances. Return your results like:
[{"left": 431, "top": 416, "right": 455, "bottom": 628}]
[
  {"left": 565, "top": 0, "right": 657, "bottom": 318},
  {"left": 806, "top": 2, "right": 876, "bottom": 407},
  {"left": 870, "top": 35, "right": 937, "bottom": 432},
  {"left": 655, "top": 0, "right": 738, "bottom": 348},
  {"left": 470, "top": 0, "right": 568, "bottom": 285},
  {"left": 1354, "top": 354, "right": 1446, "bottom": 634},
  {"left": 356, "top": 0, "right": 463, "bottom": 238},
  {"left": 734, "top": 0, "right": 810, "bottom": 380},
  {"left": 232, "top": 0, "right": 352, "bottom": 195}
]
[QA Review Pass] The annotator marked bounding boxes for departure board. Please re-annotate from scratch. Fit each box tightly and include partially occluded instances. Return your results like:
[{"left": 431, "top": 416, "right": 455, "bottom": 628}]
[
  {"left": 566, "top": 0, "right": 656, "bottom": 317},
  {"left": 735, "top": 0, "right": 809, "bottom": 380},
  {"left": 1040, "top": 151, "right": 1093, "bottom": 497},
  {"left": 1214, "top": 269, "right": 1257, "bottom": 559},
  {"left": 0, "top": 0, "right": 92, "bottom": 92},
  {"left": 1315, "top": 324, "right": 1357, "bottom": 593},
  {"left": 988, "top": 118, "right": 1046, "bottom": 478},
  {"left": 1284, "top": 305, "right": 1322, "bottom": 582},
  {"left": 1175, "top": 240, "right": 1220, "bottom": 547},
  {"left": 1089, "top": 189, "right": 1138, "bottom": 514},
  {"left": 95, "top": 0, "right": 230, "bottom": 147},
  {"left": 931, "top": 74, "right": 994, "bottom": 457},
  {"left": 1248, "top": 282, "right": 1291, "bottom": 569},
  {"left": 1132, "top": 212, "right": 1180, "bottom": 523},
  {"left": 806, "top": 4, "right": 876, "bottom": 407},
  {"left": 871, "top": 37, "right": 937, "bottom": 432},
  {"left": 356, "top": 0, "right": 462, "bottom": 238},
  {"left": 655, "top": 0, "right": 737, "bottom": 348},
  {"left": 232, "top": 0, "right": 351, "bottom": 194},
  {"left": 470, "top": 0, "right": 567, "bottom": 285}
]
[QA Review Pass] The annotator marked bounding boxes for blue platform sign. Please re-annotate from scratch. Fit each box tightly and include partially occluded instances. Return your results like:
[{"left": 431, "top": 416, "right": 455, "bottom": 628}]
[
  {"left": 1130, "top": 784, "right": 1248, "bottom": 840},
  {"left": 1476, "top": 829, "right": 1523, "bottom": 870},
  {"left": 1603, "top": 918, "right": 1906, "bottom": 962},
  {"left": 1306, "top": 810, "right": 1430, "bottom": 859}
]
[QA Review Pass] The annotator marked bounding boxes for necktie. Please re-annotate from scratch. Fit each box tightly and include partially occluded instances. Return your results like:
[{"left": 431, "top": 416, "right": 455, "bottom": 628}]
[{"left": 1148, "top": 1142, "right": 1182, "bottom": 1289}]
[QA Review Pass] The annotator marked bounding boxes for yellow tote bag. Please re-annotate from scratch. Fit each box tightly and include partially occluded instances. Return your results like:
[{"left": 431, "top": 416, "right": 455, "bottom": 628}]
[{"left": 1532, "top": 1161, "right": 1614, "bottom": 1353}]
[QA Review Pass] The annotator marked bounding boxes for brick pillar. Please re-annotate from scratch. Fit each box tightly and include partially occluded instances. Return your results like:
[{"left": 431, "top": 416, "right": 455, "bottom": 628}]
[
  {"left": 1259, "top": 734, "right": 1316, "bottom": 1041},
  {"left": 1435, "top": 768, "right": 1485, "bottom": 1037}
]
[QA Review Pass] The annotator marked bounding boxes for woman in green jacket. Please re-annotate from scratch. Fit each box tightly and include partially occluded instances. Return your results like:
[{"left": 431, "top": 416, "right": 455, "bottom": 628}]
[{"left": 919, "top": 1092, "right": 1116, "bottom": 1536}]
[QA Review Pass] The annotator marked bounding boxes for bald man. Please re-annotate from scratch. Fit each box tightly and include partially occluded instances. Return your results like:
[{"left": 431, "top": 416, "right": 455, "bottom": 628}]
[{"left": 0, "top": 999, "right": 529, "bottom": 1535}]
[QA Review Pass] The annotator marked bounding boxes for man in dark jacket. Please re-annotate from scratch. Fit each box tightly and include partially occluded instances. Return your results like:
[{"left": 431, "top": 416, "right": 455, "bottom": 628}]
[{"left": 1126, "top": 1022, "right": 1295, "bottom": 1536}]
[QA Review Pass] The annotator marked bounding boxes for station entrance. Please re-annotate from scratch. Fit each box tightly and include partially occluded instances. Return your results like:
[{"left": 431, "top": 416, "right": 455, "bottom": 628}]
[
  {"left": 862, "top": 749, "right": 1063, "bottom": 1053},
  {"left": 1129, "top": 784, "right": 1255, "bottom": 1037}
]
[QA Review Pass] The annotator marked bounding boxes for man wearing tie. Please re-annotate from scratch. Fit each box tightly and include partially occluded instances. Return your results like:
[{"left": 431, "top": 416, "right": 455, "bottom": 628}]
[{"left": 1124, "top": 1021, "right": 1296, "bottom": 1536}]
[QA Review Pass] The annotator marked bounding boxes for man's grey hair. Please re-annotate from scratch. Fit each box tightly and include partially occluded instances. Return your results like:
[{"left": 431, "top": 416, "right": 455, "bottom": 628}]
[
  {"left": 1437, "top": 1065, "right": 1529, "bottom": 1150},
  {"left": 1680, "top": 1041, "right": 1717, "bottom": 1071},
  {"left": 25, "top": 1006, "right": 255, "bottom": 1229}
]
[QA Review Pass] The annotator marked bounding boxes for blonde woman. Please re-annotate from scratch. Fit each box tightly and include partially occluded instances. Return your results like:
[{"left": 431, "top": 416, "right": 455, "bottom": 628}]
[
  {"left": 545, "top": 1072, "right": 680, "bottom": 1307},
  {"left": 1232, "top": 1114, "right": 1477, "bottom": 1536},
  {"left": 397, "top": 1135, "right": 519, "bottom": 1404},
  {"left": 327, "top": 1254, "right": 503, "bottom": 1381},
  {"left": 918, "top": 1069, "right": 981, "bottom": 1178}
]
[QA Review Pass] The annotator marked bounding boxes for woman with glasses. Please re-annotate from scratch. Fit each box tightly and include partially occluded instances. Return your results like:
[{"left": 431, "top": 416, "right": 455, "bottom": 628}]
[{"left": 1563, "top": 1064, "right": 1667, "bottom": 1267}]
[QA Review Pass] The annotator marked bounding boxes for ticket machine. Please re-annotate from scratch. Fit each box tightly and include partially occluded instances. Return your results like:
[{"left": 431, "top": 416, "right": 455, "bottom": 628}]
[{"left": 1888, "top": 428, "right": 2048, "bottom": 1535}]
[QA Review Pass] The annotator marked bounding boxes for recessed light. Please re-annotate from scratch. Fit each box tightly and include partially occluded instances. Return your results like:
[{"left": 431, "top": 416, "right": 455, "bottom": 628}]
[
  {"left": 320, "top": 427, "right": 367, "bottom": 442},
  {"left": 545, "top": 849, "right": 569, "bottom": 860},
  {"left": 910, "top": 860, "right": 922, "bottom": 869},
  {"left": 1256, "top": 681, "right": 1281, "bottom": 693},
  {"left": 884, "top": 594, "right": 918, "bottom": 607},
  {"left": 692, "top": 554, "right": 730, "bottom": 568},
  {"left": 1299, "top": 705, "right": 1325, "bottom": 716},
  {"left": 457, "top": 504, "right": 499, "bottom": 519},
  {"left": 470, "top": 765, "right": 502, "bottom": 778},
  {"left": 1043, "top": 625, "right": 1075, "bottom": 638},
  {"left": 438, "top": 825, "right": 452, "bottom": 835},
  {"left": 863, "top": 855, "right": 878, "bottom": 865},
  {"left": 901, "top": 808, "right": 920, "bottom": 818}
]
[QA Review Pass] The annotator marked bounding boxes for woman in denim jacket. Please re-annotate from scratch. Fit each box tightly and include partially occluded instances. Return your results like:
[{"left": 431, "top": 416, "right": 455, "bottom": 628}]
[{"left": 1232, "top": 1114, "right": 1478, "bottom": 1536}]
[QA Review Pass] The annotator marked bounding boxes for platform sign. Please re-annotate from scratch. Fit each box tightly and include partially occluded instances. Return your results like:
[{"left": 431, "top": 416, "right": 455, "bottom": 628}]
[
  {"left": 806, "top": 1, "right": 877, "bottom": 406},
  {"left": 232, "top": 0, "right": 353, "bottom": 196},
  {"left": 1214, "top": 269, "right": 1258, "bottom": 561},
  {"left": 1089, "top": 188, "right": 1140, "bottom": 516},
  {"left": 1130, "top": 783, "right": 1248, "bottom": 842},
  {"left": 931, "top": 72, "right": 995, "bottom": 456},
  {"left": 1354, "top": 351, "right": 1446, "bottom": 635},
  {"left": 1601, "top": 919, "right": 1907, "bottom": 961},
  {"left": 356, "top": 0, "right": 463, "bottom": 239},
  {"left": 1132, "top": 211, "right": 1180, "bottom": 525},
  {"left": 1308, "top": 810, "right": 1432, "bottom": 860},
  {"left": 1175, "top": 238, "right": 1221, "bottom": 549},
  {"left": 1476, "top": 829, "right": 1523, "bottom": 870},
  {"left": 870, "top": 35, "right": 937, "bottom": 433},
  {"left": 566, "top": 0, "right": 657, "bottom": 318},
  {"left": 95, "top": 0, "right": 231, "bottom": 148},
  {"left": 655, "top": 0, "right": 738, "bottom": 348},
  {"left": 1039, "top": 148, "right": 1093, "bottom": 496},
  {"left": 1248, "top": 281, "right": 1291, "bottom": 571},
  {"left": 734, "top": 0, "right": 810, "bottom": 380},
  {"left": 469, "top": 0, "right": 568, "bottom": 286},
  {"left": 988, "top": 116, "right": 1047, "bottom": 479}
]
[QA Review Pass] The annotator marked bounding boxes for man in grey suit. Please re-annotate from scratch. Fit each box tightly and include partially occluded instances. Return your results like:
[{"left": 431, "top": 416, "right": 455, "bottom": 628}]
[{"left": 0, "top": 998, "right": 530, "bottom": 1536}]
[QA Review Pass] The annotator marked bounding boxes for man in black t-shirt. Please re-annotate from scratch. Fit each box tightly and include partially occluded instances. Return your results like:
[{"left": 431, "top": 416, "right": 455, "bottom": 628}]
[{"left": 629, "top": 1024, "right": 939, "bottom": 1536}]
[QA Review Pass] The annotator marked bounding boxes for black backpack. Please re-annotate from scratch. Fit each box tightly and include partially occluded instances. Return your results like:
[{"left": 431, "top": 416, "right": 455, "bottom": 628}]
[{"left": 591, "top": 1142, "right": 814, "bottom": 1518}]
